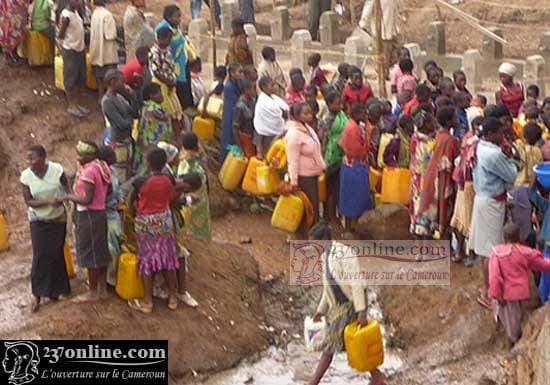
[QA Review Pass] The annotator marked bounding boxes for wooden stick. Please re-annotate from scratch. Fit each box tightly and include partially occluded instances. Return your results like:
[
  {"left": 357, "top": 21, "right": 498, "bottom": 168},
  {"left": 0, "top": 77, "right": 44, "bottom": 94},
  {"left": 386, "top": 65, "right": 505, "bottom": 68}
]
[
  {"left": 434, "top": 0, "right": 507, "bottom": 45},
  {"left": 210, "top": 0, "right": 217, "bottom": 75},
  {"left": 374, "top": 0, "right": 386, "bottom": 98}
]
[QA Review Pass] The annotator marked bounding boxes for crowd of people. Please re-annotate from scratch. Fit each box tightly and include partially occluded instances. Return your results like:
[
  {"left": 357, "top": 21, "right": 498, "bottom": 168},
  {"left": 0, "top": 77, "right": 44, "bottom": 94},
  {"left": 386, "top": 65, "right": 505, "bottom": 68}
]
[{"left": 6, "top": 0, "right": 550, "bottom": 383}]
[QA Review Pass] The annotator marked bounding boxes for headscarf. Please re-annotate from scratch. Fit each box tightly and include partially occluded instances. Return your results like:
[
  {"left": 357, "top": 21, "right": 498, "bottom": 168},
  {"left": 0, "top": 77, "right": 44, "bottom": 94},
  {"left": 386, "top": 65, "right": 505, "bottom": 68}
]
[
  {"left": 157, "top": 141, "right": 179, "bottom": 163},
  {"left": 76, "top": 141, "right": 97, "bottom": 155},
  {"left": 498, "top": 62, "right": 517, "bottom": 78}
]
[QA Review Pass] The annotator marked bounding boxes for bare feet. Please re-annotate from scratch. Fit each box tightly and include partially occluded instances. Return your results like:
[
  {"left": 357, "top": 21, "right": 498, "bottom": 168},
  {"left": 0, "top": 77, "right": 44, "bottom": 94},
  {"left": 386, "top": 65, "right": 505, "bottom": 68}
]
[{"left": 71, "top": 292, "right": 99, "bottom": 303}]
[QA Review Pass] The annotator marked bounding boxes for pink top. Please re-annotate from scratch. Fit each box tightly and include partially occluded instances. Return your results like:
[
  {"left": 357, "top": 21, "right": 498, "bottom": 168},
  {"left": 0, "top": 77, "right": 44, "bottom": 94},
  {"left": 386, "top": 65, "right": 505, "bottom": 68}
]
[
  {"left": 390, "top": 64, "right": 419, "bottom": 90},
  {"left": 75, "top": 160, "right": 111, "bottom": 211},
  {"left": 397, "top": 73, "right": 417, "bottom": 96},
  {"left": 285, "top": 120, "right": 326, "bottom": 186},
  {"left": 285, "top": 87, "right": 306, "bottom": 107},
  {"left": 488, "top": 244, "right": 550, "bottom": 301}
]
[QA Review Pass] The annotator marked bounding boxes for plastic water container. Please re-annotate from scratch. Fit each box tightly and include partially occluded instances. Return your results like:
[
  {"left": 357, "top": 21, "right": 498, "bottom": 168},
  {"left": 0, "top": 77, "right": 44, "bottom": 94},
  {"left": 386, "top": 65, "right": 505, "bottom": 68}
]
[
  {"left": 241, "top": 156, "right": 265, "bottom": 195},
  {"left": 64, "top": 241, "right": 75, "bottom": 279},
  {"left": 304, "top": 316, "right": 327, "bottom": 352},
  {"left": 192, "top": 116, "right": 215, "bottom": 141},
  {"left": 318, "top": 173, "right": 327, "bottom": 202},
  {"left": 369, "top": 167, "right": 382, "bottom": 193},
  {"left": 256, "top": 165, "right": 281, "bottom": 195},
  {"left": 271, "top": 194, "right": 304, "bottom": 232},
  {"left": 116, "top": 252, "right": 144, "bottom": 300},
  {"left": 344, "top": 320, "right": 384, "bottom": 372},
  {"left": 381, "top": 168, "right": 410, "bottom": 205},
  {"left": 0, "top": 212, "right": 8, "bottom": 252},
  {"left": 374, "top": 193, "right": 382, "bottom": 208},
  {"left": 20, "top": 30, "right": 54, "bottom": 66},
  {"left": 54, "top": 53, "right": 97, "bottom": 91},
  {"left": 197, "top": 96, "right": 224, "bottom": 120},
  {"left": 534, "top": 162, "right": 550, "bottom": 187},
  {"left": 266, "top": 139, "right": 287, "bottom": 169},
  {"left": 219, "top": 152, "right": 248, "bottom": 191}
]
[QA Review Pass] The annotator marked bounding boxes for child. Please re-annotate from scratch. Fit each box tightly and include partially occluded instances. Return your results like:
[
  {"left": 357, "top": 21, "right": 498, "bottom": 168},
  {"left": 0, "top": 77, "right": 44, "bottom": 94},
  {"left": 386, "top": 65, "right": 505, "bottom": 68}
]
[
  {"left": 467, "top": 94, "right": 486, "bottom": 131},
  {"left": 453, "top": 91, "right": 472, "bottom": 140},
  {"left": 524, "top": 84, "right": 541, "bottom": 109},
  {"left": 134, "top": 83, "right": 172, "bottom": 175},
  {"left": 212, "top": 65, "right": 227, "bottom": 94},
  {"left": 396, "top": 58, "right": 417, "bottom": 96},
  {"left": 543, "top": 97, "right": 550, "bottom": 115},
  {"left": 396, "top": 114, "right": 414, "bottom": 167},
  {"left": 232, "top": 78, "right": 257, "bottom": 158},
  {"left": 341, "top": 66, "right": 373, "bottom": 116},
  {"left": 285, "top": 72, "right": 306, "bottom": 107},
  {"left": 424, "top": 65, "right": 442, "bottom": 101},
  {"left": 307, "top": 98, "right": 320, "bottom": 133},
  {"left": 381, "top": 99, "right": 397, "bottom": 129},
  {"left": 403, "top": 84, "right": 432, "bottom": 116},
  {"left": 121, "top": 46, "right": 150, "bottom": 88},
  {"left": 189, "top": 57, "right": 207, "bottom": 109},
  {"left": 377, "top": 123, "right": 399, "bottom": 168},
  {"left": 243, "top": 65, "right": 258, "bottom": 82},
  {"left": 390, "top": 46, "right": 415, "bottom": 95},
  {"left": 331, "top": 63, "right": 349, "bottom": 95},
  {"left": 496, "top": 62, "right": 524, "bottom": 118},
  {"left": 417, "top": 106, "right": 460, "bottom": 239},
  {"left": 225, "top": 17, "right": 253, "bottom": 66},
  {"left": 258, "top": 46, "right": 287, "bottom": 98},
  {"left": 453, "top": 70, "right": 471, "bottom": 96},
  {"left": 488, "top": 222, "right": 550, "bottom": 347},
  {"left": 438, "top": 77, "right": 456, "bottom": 101},
  {"left": 308, "top": 53, "right": 328, "bottom": 88},
  {"left": 394, "top": 91, "right": 412, "bottom": 116}
]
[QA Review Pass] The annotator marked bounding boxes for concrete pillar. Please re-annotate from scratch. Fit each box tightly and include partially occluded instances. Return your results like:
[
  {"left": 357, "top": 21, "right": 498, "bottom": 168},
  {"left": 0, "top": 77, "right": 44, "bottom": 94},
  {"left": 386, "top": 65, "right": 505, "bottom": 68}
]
[
  {"left": 291, "top": 29, "right": 312, "bottom": 71},
  {"left": 319, "top": 11, "right": 339, "bottom": 46},
  {"left": 539, "top": 31, "right": 550, "bottom": 73},
  {"left": 244, "top": 23, "right": 257, "bottom": 65},
  {"left": 188, "top": 18, "right": 210, "bottom": 62},
  {"left": 344, "top": 36, "right": 368, "bottom": 67},
  {"left": 426, "top": 21, "right": 446, "bottom": 56},
  {"left": 481, "top": 27, "right": 503, "bottom": 60},
  {"left": 403, "top": 42, "right": 426, "bottom": 74},
  {"left": 271, "top": 6, "right": 291, "bottom": 41},
  {"left": 525, "top": 55, "right": 546, "bottom": 97},
  {"left": 462, "top": 49, "right": 482, "bottom": 93},
  {"left": 221, "top": 0, "right": 239, "bottom": 37}
]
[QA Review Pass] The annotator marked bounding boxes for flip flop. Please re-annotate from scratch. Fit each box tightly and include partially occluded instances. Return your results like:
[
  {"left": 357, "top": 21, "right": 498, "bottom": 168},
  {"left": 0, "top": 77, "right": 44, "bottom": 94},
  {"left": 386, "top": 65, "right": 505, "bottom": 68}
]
[
  {"left": 76, "top": 105, "right": 90, "bottom": 115},
  {"left": 128, "top": 298, "right": 153, "bottom": 314},
  {"left": 168, "top": 296, "right": 178, "bottom": 311},
  {"left": 67, "top": 106, "right": 85, "bottom": 118},
  {"left": 464, "top": 255, "right": 480, "bottom": 268}
]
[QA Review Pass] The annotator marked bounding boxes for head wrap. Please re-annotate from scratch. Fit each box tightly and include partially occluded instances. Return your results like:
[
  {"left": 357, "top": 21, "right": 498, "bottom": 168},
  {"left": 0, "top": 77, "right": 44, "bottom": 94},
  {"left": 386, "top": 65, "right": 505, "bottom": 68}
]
[
  {"left": 498, "top": 62, "right": 517, "bottom": 77},
  {"left": 157, "top": 141, "right": 179, "bottom": 163},
  {"left": 76, "top": 141, "right": 97, "bottom": 155}
]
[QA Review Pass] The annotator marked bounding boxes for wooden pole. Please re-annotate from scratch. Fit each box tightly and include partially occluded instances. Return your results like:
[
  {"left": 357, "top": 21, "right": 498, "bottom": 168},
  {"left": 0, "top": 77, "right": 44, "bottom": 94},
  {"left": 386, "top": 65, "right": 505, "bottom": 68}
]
[
  {"left": 374, "top": 0, "right": 386, "bottom": 98},
  {"left": 210, "top": 0, "right": 217, "bottom": 75}
]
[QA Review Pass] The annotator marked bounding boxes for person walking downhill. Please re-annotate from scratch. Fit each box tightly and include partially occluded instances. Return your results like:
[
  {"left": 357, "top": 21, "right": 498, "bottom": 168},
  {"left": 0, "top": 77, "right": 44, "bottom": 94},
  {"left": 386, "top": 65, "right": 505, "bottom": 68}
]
[
  {"left": 20, "top": 145, "right": 72, "bottom": 312},
  {"left": 60, "top": 141, "right": 112, "bottom": 303}
]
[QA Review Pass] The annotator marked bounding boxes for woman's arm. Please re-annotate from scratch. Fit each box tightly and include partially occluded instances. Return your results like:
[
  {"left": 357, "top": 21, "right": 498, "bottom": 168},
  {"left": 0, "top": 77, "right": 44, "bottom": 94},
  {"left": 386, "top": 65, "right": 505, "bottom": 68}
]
[
  {"left": 285, "top": 130, "right": 302, "bottom": 186},
  {"left": 21, "top": 185, "right": 58, "bottom": 208},
  {"left": 60, "top": 181, "right": 95, "bottom": 205}
]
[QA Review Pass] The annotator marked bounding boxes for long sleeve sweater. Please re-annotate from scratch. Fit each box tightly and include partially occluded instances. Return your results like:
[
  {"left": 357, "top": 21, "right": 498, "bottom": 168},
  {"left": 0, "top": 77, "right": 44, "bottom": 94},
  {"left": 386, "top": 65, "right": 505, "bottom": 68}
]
[{"left": 284, "top": 121, "right": 326, "bottom": 186}]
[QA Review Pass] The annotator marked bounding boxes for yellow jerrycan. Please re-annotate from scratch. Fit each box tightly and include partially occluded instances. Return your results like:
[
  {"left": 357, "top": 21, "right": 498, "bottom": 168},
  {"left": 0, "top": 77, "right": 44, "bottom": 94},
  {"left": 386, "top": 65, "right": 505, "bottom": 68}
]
[
  {"left": 256, "top": 165, "right": 281, "bottom": 195},
  {"left": 344, "top": 320, "right": 384, "bottom": 372},
  {"left": 266, "top": 138, "right": 287, "bottom": 169},
  {"left": 219, "top": 151, "right": 248, "bottom": 191},
  {"left": 64, "top": 241, "right": 75, "bottom": 278},
  {"left": 380, "top": 168, "right": 410, "bottom": 205},
  {"left": 192, "top": 116, "right": 215, "bottom": 141},
  {"left": 54, "top": 53, "right": 97, "bottom": 91},
  {"left": 271, "top": 194, "right": 305, "bottom": 232},
  {"left": 0, "top": 211, "right": 8, "bottom": 252},
  {"left": 116, "top": 252, "right": 144, "bottom": 300},
  {"left": 369, "top": 167, "right": 382, "bottom": 193},
  {"left": 318, "top": 173, "right": 327, "bottom": 203},
  {"left": 241, "top": 156, "right": 265, "bottom": 195}
]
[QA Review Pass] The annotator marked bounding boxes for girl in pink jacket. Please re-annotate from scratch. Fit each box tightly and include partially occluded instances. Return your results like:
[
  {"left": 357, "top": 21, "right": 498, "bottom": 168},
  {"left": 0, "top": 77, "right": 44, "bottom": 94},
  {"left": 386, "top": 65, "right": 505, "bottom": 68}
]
[{"left": 488, "top": 222, "right": 550, "bottom": 346}]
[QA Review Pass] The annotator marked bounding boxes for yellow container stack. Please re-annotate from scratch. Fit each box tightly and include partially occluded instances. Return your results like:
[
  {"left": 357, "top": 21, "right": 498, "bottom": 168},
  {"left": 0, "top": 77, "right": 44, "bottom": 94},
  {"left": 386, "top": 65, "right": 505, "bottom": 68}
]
[
  {"left": 381, "top": 168, "right": 410, "bottom": 205},
  {"left": 192, "top": 116, "right": 215, "bottom": 141},
  {"left": 256, "top": 165, "right": 281, "bottom": 195},
  {"left": 271, "top": 194, "right": 304, "bottom": 232},
  {"left": 219, "top": 151, "right": 248, "bottom": 191},
  {"left": 369, "top": 167, "right": 382, "bottom": 193},
  {"left": 64, "top": 241, "right": 75, "bottom": 279},
  {"left": 266, "top": 139, "right": 287, "bottom": 169},
  {"left": 241, "top": 156, "right": 264, "bottom": 195},
  {"left": 197, "top": 96, "right": 224, "bottom": 120},
  {"left": 54, "top": 53, "right": 97, "bottom": 91},
  {"left": 344, "top": 320, "right": 384, "bottom": 372},
  {"left": 0, "top": 212, "right": 8, "bottom": 252},
  {"left": 116, "top": 252, "right": 144, "bottom": 300}
]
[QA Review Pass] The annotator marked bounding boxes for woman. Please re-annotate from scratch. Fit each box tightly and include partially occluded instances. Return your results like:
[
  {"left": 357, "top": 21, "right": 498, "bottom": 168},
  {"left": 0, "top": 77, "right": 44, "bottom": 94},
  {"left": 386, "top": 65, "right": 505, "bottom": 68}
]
[
  {"left": 409, "top": 107, "right": 436, "bottom": 238},
  {"left": 285, "top": 102, "right": 326, "bottom": 237},
  {"left": 0, "top": 0, "right": 29, "bottom": 63},
  {"left": 338, "top": 102, "right": 373, "bottom": 232},
  {"left": 308, "top": 221, "right": 385, "bottom": 385},
  {"left": 156, "top": 5, "right": 193, "bottom": 111},
  {"left": 60, "top": 141, "right": 112, "bottom": 302},
  {"left": 20, "top": 145, "right": 71, "bottom": 311},
  {"left": 495, "top": 62, "right": 524, "bottom": 119},
  {"left": 220, "top": 62, "right": 243, "bottom": 160},
  {"left": 123, "top": 0, "right": 155, "bottom": 60},
  {"left": 128, "top": 148, "right": 182, "bottom": 313}
]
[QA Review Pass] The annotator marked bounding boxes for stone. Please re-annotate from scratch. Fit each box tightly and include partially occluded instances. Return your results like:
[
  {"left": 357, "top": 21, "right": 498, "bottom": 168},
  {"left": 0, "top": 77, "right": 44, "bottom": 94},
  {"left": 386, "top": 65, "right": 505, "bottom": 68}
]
[
  {"left": 188, "top": 18, "right": 210, "bottom": 62},
  {"left": 221, "top": 0, "right": 239, "bottom": 37},
  {"left": 540, "top": 31, "right": 550, "bottom": 58},
  {"left": 271, "top": 6, "right": 291, "bottom": 41},
  {"left": 462, "top": 49, "right": 482, "bottom": 93},
  {"left": 290, "top": 29, "right": 312, "bottom": 71},
  {"left": 356, "top": 204, "right": 411, "bottom": 240},
  {"left": 426, "top": 21, "right": 446, "bottom": 56},
  {"left": 319, "top": 11, "right": 339, "bottom": 46},
  {"left": 481, "top": 27, "right": 503, "bottom": 60},
  {"left": 344, "top": 35, "right": 369, "bottom": 68},
  {"left": 525, "top": 55, "right": 546, "bottom": 96},
  {"left": 244, "top": 23, "right": 257, "bottom": 65}
]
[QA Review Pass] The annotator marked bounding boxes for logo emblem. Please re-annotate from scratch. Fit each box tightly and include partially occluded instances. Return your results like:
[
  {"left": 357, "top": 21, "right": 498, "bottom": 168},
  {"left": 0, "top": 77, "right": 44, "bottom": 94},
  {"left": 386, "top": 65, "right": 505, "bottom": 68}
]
[{"left": 2, "top": 341, "right": 40, "bottom": 385}]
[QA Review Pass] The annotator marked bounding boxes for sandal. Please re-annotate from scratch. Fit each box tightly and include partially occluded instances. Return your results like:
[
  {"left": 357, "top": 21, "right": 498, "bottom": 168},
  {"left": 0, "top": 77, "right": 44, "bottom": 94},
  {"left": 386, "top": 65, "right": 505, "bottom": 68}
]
[
  {"left": 128, "top": 299, "right": 153, "bottom": 314},
  {"left": 464, "top": 255, "right": 480, "bottom": 268},
  {"left": 178, "top": 291, "right": 199, "bottom": 308},
  {"left": 168, "top": 296, "right": 178, "bottom": 311},
  {"left": 67, "top": 106, "right": 85, "bottom": 118}
]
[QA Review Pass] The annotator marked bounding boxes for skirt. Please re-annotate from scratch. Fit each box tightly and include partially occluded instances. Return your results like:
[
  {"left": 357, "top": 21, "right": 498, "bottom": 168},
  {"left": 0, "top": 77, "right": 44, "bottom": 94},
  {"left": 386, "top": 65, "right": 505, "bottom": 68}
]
[
  {"left": 153, "top": 77, "right": 184, "bottom": 120},
  {"left": 321, "top": 301, "right": 356, "bottom": 354},
  {"left": 450, "top": 181, "right": 475, "bottom": 238},
  {"left": 106, "top": 210, "right": 122, "bottom": 286},
  {"left": 135, "top": 209, "right": 179, "bottom": 276},
  {"left": 299, "top": 175, "right": 320, "bottom": 225},
  {"left": 492, "top": 300, "right": 522, "bottom": 343},
  {"left": 62, "top": 48, "right": 86, "bottom": 90},
  {"left": 469, "top": 195, "right": 505, "bottom": 257},
  {"left": 74, "top": 210, "right": 111, "bottom": 269},
  {"left": 104, "top": 137, "right": 133, "bottom": 184},
  {"left": 339, "top": 161, "right": 373, "bottom": 218},
  {"left": 30, "top": 220, "right": 71, "bottom": 298}
]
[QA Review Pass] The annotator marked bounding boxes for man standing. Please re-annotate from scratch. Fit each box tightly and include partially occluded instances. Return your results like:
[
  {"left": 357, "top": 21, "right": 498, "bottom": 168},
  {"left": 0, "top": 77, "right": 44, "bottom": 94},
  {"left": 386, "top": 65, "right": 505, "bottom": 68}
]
[{"left": 308, "top": 0, "right": 331, "bottom": 41}]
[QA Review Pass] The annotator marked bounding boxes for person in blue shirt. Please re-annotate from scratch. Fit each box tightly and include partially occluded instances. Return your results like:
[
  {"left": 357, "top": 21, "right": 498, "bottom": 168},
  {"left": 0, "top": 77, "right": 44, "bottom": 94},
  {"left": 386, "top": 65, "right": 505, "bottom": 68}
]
[
  {"left": 528, "top": 182, "right": 550, "bottom": 305},
  {"left": 453, "top": 91, "right": 471, "bottom": 140},
  {"left": 470, "top": 116, "right": 518, "bottom": 310},
  {"left": 220, "top": 62, "right": 243, "bottom": 160}
]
